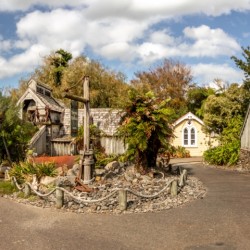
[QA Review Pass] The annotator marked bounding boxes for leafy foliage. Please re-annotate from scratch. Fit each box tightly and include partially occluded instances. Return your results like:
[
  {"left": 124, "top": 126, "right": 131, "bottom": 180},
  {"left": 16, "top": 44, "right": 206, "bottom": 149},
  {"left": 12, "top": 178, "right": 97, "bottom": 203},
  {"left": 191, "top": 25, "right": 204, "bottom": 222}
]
[
  {"left": 131, "top": 59, "right": 192, "bottom": 119},
  {"left": 202, "top": 83, "right": 247, "bottom": 134},
  {"left": 14, "top": 51, "right": 129, "bottom": 108},
  {"left": 0, "top": 92, "right": 37, "bottom": 162},
  {"left": 203, "top": 141, "right": 240, "bottom": 166},
  {"left": 231, "top": 46, "right": 250, "bottom": 91},
  {"left": 0, "top": 181, "right": 17, "bottom": 195},
  {"left": 186, "top": 85, "right": 215, "bottom": 118},
  {"left": 203, "top": 116, "right": 243, "bottom": 166},
  {"left": 9, "top": 161, "right": 57, "bottom": 184},
  {"left": 117, "top": 89, "right": 174, "bottom": 173}
]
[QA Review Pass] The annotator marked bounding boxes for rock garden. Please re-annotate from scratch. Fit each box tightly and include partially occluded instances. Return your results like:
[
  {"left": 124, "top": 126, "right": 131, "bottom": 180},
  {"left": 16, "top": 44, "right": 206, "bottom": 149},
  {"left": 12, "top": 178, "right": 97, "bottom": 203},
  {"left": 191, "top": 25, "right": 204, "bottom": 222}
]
[{"left": 1, "top": 158, "right": 206, "bottom": 214}]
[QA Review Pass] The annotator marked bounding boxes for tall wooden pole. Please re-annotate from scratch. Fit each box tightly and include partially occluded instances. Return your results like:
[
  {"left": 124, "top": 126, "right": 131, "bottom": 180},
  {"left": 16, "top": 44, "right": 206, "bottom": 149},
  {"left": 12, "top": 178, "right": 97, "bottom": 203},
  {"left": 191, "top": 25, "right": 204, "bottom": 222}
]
[
  {"left": 83, "top": 76, "right": 93, "bottom": 183},
  {"left": 63, "top": 76, "right": 94, "bottom": 183},
  {"left": 83, "top": 76, "right": 90, "bottom": 152}
]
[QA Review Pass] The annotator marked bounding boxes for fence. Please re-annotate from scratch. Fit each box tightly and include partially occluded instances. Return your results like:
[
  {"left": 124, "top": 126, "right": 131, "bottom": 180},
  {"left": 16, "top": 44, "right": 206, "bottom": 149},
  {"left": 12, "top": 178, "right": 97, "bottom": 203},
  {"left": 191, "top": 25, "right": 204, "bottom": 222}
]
[{"left": 12, "top": 169, "right": 188, "bottom": 211}]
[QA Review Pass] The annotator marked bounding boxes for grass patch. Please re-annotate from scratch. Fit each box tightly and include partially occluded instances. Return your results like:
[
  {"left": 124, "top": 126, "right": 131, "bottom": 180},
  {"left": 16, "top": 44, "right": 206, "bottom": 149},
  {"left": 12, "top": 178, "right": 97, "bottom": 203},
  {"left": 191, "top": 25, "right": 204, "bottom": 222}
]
[{"left": 0, "top": 180, "right": 17, "bottom": 195}]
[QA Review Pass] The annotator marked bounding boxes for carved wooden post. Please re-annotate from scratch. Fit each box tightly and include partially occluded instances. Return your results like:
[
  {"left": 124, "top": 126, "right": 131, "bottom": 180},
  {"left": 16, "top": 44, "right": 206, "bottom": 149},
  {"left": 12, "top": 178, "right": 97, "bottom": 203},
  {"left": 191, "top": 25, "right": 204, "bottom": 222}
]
[{"left": 118, "top": 189, "right": 127, "bottom": 210}]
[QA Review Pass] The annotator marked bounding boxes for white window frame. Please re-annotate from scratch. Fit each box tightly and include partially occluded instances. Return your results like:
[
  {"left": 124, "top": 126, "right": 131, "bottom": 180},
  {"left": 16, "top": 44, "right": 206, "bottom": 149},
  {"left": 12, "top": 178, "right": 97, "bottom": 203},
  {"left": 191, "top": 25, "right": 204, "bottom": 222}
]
[{"left": 182, "top": 124, "right": 197, "bottom": 147}]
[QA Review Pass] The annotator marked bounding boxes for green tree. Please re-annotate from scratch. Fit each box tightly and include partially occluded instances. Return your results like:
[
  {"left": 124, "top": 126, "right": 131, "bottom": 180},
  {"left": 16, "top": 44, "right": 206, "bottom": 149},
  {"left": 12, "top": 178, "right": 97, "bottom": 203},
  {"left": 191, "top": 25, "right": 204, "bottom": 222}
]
[
  {"left": 0, "top": 92, "right": 37, "bottom": 162},
  {"left": 117, "top": 89, "right": 174, "bottom": 173},
  {"left": 186, "top": 85, "right": 215, "bottom": 118},
  {"left": 203, "top": 115, "right": 243, "bottom": 166},
  {"left": 35, "top": 49, "right": 72, "bottom": 87},
  {"left": 61, "top": 56, "right": 129, "bottom": 108},
  {"left": 17, "top": 52, "right": 129, "bottom": 108},
  {"left": 231, "top": 46, "right": 250, "bottom": 116},
  {"left": 202, "top": 83, "right": 247, "bottom": 166},
  {"left": 131, "top": 59, "right": 192, "bottom": 118},
  {"left": 231, "top": 46, "right": 250, "bottom": 91},
  {"left": 203, "top": 83, "right": 247, "bottom": 134}
]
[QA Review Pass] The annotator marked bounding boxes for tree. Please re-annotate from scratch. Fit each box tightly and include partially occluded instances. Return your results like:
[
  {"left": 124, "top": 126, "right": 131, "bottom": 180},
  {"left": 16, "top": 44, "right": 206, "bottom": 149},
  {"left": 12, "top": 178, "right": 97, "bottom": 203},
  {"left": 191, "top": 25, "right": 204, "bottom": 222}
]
[
  {"left": 186, "top": 85, "right": 215, "bottom": 118},
  {"left": 16, "top": 51, "right": 129, "bottom": 108},
  {"left": 60, "top": 56, "right": 129, "bottom": 108},
  {"left": 202, "top": 83, "right": 247, "bottom": 134},
  {"left": 131, "top": 59, "right": 192, "bottom": 118},
  {"left": 0, "top": 92, "right": 37, "bottom": 162},
  {"left": 202, "top": 83, "right": 247, "bottom": 166},
  {"left": 231, "top": 46, "right": 250, "bottom": 116},
  {"left": 117, "top": 89, "right": 174, "bottom": 173},
  {"left": 35, "top": 49, "right": 72, "bottom": 87},
  {"left": 231, "top": 46, "right": 250, "bottom": 91}
]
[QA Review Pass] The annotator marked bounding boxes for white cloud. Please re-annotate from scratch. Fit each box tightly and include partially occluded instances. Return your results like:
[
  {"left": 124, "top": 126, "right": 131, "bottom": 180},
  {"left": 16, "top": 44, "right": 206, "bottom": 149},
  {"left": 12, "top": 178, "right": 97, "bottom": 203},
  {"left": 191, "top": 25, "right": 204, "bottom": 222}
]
[
  {"left": 0, "top": 1, "right": 248, "bottom": 85},
  {"left": 149, "top": 30, "right": 175, "bottom": 45},
  {"left": 0, "top": 44, "right": 49, "bottom": 79},
  {"left": 136, "top": 25, "right": 240, "bottom": 64},
  {"left": 191, "top": 63, "right": 245, "bottom": 85},
  {"left": 0, "top": 0, "right": 88, "bottom": 12},
  {"left": 99, "top": 42, "right": 136, "bottom": 61},
  {"left": 183, "top": 25, "right": 240, "bottom": 57},
  {"left": 0, "top": 39, "right": 12, "bottom": 51}
]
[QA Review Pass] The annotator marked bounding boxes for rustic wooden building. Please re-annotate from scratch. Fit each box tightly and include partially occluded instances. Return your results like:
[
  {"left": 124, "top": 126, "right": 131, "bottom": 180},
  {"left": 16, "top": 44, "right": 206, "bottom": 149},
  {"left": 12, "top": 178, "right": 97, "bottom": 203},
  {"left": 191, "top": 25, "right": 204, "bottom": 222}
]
[{"left": 239, "top": 105, "right": 250, "bottom": 169}]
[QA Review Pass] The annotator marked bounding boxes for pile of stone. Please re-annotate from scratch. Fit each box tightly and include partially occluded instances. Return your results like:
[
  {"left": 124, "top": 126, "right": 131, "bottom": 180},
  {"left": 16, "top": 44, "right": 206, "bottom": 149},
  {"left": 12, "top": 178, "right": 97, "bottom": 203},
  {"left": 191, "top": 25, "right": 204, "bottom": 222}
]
[{"left": 5, "top": 161, "right": 207, "bottom": 214}]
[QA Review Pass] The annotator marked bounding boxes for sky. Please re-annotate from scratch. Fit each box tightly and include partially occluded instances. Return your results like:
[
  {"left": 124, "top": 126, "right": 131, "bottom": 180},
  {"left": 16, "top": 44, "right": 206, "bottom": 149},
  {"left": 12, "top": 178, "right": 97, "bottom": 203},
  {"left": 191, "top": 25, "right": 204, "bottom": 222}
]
[{"left": 0, "top": 0, "right": 250, "bottom": 90}]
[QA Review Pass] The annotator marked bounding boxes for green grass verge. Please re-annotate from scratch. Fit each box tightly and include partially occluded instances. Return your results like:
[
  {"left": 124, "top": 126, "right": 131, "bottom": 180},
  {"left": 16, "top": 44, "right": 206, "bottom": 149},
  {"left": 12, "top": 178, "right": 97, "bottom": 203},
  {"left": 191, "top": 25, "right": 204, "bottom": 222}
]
[{"left": 0, "top": 180, "right": 17, "bottom": 195}]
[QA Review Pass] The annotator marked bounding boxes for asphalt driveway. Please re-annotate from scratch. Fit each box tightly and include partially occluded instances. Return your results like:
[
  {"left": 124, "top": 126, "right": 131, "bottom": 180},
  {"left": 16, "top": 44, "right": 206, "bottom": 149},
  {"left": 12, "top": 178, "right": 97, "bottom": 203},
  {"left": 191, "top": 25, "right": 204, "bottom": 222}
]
[{"left": 0, "top": 163, "right": 250, "bottom": 250}]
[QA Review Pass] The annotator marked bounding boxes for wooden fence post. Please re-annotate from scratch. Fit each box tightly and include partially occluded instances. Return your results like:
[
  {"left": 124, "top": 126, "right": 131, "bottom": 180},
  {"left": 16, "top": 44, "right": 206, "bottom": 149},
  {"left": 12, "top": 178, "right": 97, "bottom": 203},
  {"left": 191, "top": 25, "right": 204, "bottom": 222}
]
[
  {"left": 56, "top": 188, "right": 64, "bottom": 209},
  {"left": 118, "top": 189, "right": 127, "bottom": 211},
  {"left": 24, "top": 183, "right": 31, "bottom": 198},
  {"left": 171, "top": 180, "right": 178, "bottom": 197}
]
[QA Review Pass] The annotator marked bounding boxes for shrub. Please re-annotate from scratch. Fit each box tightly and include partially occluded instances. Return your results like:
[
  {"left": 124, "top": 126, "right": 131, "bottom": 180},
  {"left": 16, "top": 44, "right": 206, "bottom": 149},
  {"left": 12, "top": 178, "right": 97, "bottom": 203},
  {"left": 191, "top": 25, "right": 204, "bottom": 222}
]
[
  {"left": 9, "top": 161, "right": 57, "bottom": 183},
  {"left": 0, "top": 181, "right": 17, "bottom": 195},
  {"left": 203, "top": 140, "right": 240, "bottom": 166}
]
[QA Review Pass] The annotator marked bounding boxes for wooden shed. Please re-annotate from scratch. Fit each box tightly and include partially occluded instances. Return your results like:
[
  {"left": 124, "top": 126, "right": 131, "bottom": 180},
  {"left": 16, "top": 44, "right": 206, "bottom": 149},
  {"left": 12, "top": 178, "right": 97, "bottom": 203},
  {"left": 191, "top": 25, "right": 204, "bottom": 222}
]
[{"left": 239, "top": 105, "right": 250, "bottom": 169}]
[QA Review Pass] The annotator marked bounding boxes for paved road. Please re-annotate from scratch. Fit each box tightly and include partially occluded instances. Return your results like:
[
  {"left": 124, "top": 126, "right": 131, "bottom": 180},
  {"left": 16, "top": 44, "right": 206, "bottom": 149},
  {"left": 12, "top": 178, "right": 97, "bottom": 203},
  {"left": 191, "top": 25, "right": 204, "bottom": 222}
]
[{"left": 1, "top": 163, "right": 250, "bottom": 250}]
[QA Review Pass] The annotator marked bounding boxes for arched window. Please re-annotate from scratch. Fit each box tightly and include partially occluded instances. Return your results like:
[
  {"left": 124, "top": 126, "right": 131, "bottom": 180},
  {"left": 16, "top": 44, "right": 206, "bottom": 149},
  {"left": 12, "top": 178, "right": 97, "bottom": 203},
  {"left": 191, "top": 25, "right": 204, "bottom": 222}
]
[{"left": 183, "top": 126, "right": 197, "bottom": 147}]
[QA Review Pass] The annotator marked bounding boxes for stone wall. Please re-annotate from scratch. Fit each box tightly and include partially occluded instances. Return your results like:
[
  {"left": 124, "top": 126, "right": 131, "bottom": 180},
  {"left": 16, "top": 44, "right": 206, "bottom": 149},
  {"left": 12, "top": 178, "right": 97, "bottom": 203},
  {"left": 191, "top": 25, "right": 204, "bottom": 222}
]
[{"left": 238, "top": 149, "right": 250, "bottom": 170}]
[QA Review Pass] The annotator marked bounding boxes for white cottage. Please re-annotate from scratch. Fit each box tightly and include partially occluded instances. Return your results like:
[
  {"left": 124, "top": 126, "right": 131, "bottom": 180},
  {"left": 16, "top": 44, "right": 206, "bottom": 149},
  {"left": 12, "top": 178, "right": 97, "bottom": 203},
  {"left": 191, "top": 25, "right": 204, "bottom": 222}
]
[{"left": 171, "top": 112, "right": 218, "bottom": 157}]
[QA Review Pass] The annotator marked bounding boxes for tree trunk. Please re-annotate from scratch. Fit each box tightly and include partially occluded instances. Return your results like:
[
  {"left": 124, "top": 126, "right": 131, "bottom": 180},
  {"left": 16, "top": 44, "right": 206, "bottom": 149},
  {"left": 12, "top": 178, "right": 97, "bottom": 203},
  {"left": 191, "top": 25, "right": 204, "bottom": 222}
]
[{"left": 2, "top": 135, "right": 12, "bottom": 164}]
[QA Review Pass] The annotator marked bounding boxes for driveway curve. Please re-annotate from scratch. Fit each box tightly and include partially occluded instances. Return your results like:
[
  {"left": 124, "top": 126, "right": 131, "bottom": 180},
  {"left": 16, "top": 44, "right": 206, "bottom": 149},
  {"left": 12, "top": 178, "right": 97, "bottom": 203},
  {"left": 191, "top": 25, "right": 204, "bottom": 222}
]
[{"left": 0, "top": 163, "right": 250, "bottom": 250}]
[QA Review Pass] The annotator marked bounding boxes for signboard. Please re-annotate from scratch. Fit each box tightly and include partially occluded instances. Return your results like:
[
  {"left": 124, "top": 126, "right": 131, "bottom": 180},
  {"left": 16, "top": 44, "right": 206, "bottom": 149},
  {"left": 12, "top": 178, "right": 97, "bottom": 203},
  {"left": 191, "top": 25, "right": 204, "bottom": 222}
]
[{"left": 71, "top": 100, "right": 78, "bottom": 137}]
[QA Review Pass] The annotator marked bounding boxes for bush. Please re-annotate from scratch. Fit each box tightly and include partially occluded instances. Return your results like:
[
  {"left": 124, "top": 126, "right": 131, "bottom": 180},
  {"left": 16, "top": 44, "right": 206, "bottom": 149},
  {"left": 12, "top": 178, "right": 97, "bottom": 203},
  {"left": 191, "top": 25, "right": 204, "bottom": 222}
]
[
  {"left": 203, "top": 140, "right": 240, "bottom": 166},
  {"left": 0, "top": 181, "right": 17, "bottom": 195},
  {"left": 9, "top": 161, "right": 57, "bottom": 183}
]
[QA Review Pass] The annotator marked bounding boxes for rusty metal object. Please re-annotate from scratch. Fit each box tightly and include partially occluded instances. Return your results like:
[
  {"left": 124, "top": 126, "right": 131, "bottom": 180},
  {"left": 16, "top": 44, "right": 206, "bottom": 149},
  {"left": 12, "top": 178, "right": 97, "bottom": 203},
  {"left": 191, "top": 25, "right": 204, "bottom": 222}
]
[{"left": 74, "top": 177, "right": 93, "bottom": 193}]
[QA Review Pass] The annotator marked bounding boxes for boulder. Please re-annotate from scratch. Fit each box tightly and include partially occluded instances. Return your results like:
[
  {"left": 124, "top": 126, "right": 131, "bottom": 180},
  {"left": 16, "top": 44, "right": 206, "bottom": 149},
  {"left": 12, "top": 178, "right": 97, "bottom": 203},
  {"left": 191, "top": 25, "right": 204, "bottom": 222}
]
[
  {"left": 95, "top": 168, "right": 106, "bottom": 176},
  {"left": 72, "top": 163, "right": 80, "bottom": 176},
  {"left": 40, "top": 176, "right": 56, "bottom": 186},
  {"left": 104, "top": 161, "right": 120, "bottom": 171}
]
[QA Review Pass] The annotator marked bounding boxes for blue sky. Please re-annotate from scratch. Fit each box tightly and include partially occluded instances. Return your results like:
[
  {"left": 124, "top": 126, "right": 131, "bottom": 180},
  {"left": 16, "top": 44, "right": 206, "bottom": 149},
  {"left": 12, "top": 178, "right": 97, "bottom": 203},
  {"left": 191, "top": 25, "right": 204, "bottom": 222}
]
[{"left": 0, "top": 0, "right": 250, "bottom": 89}]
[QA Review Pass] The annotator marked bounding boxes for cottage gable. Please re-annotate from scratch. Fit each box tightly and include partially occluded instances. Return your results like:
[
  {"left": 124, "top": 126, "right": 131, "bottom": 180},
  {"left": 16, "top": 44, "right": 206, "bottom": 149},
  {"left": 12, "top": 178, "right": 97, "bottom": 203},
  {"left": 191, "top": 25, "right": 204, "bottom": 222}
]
[
  {"left": 172, "top": 112, "right": 217, "bottom": 157},
  {"left": 17, "top": 79, "right": 64, "bottom": 124}
]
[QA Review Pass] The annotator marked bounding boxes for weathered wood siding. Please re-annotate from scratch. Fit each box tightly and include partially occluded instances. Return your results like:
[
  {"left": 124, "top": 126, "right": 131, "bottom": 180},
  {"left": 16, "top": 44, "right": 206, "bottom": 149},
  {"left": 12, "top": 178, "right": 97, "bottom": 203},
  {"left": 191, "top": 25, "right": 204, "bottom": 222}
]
[
  {"left": 29, "top": 125, "right": 47, "bottom": 155},
  {"left": 63, "top": 108, "right": 125, "bottom": 155},
  {"left": 241, "top": 108, "right": 250, "bottom": 150}
]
